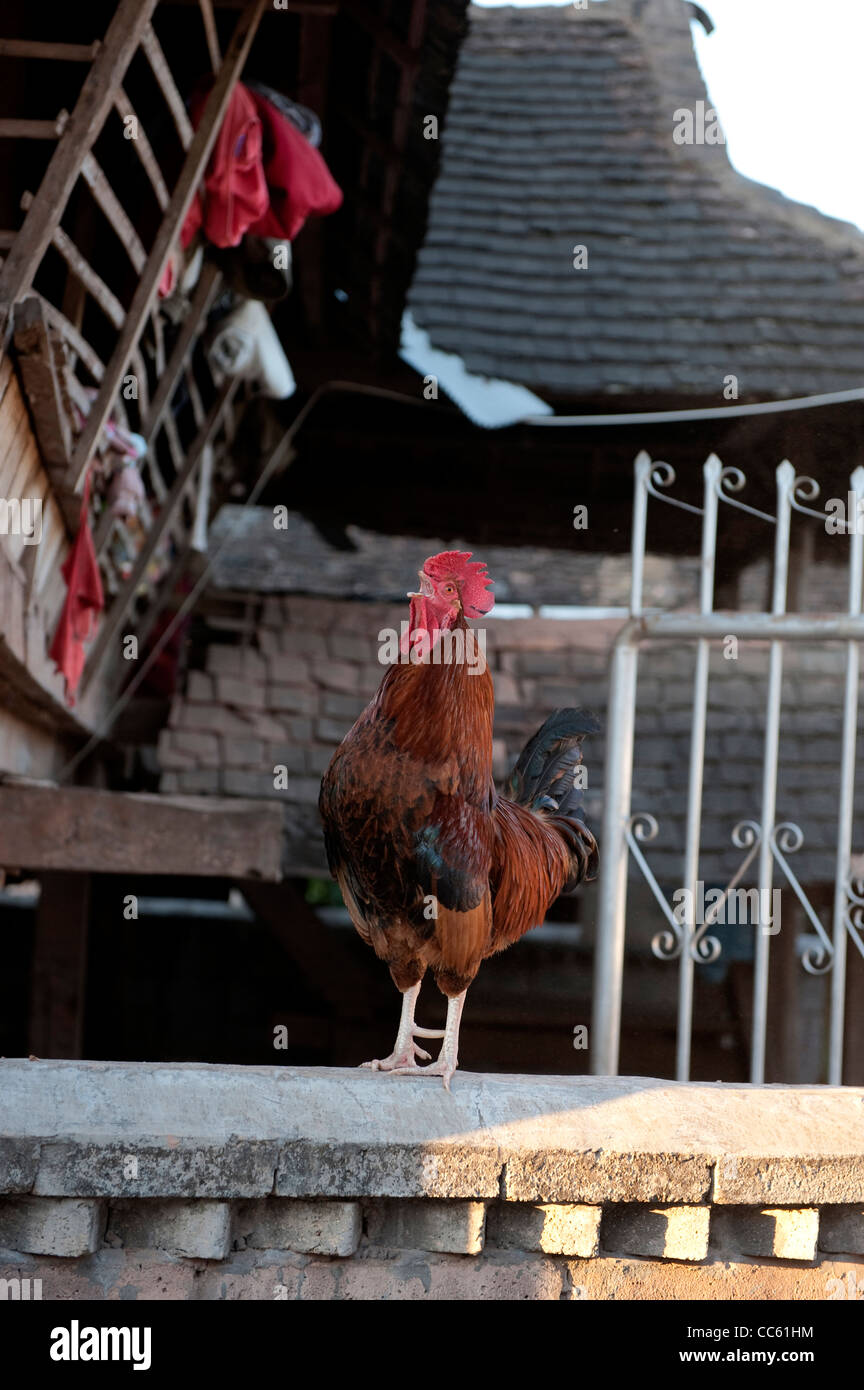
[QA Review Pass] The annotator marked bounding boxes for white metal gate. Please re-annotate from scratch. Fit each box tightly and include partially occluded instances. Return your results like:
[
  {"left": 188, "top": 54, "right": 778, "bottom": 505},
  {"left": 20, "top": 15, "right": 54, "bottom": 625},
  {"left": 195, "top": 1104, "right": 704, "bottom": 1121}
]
[{"left": 591, "top": 451, "right": 864, "bottom": 1083}]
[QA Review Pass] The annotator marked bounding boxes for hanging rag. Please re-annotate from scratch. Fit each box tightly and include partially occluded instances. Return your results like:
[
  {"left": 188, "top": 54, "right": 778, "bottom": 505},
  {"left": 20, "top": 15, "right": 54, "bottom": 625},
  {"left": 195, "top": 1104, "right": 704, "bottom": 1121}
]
[
  {"left": 208, "top": 297, "right": 296, "bottom": 399},
  {"left": 246, "top": 87, "right": 342, "bottom": 241},
  {"left": 182, "top": 82, "right": 269, "bottom": 249},
  {"left": 48, "top": 471, "right": 105, "bottom": 706},
  {"left": 181, "top": 82, "right": 342, "bottom": 250}
]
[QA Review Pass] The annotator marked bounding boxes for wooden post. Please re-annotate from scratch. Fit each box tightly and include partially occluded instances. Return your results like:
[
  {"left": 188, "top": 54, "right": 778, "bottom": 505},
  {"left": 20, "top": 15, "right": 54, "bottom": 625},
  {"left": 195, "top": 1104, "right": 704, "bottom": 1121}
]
[{"left": 29, "top": 872, "right": 91, "bottom": 1059}]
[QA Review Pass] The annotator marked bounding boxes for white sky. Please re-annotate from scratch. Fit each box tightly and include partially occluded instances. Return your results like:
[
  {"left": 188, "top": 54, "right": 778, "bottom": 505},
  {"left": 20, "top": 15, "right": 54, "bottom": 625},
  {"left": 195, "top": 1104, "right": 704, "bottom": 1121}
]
[{"left": 472, "top": 0, "right": 864, "bottom": 234}]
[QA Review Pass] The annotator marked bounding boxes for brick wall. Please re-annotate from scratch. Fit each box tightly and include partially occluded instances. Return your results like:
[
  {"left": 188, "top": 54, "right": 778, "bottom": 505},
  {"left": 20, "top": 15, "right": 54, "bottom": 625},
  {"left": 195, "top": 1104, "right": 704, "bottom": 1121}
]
[
  {"left": 157, "top": 592, "right": 863, "bottom": 883},
  {"left": 1, "top": 1061, "right": 862, "bottom": 1302}
]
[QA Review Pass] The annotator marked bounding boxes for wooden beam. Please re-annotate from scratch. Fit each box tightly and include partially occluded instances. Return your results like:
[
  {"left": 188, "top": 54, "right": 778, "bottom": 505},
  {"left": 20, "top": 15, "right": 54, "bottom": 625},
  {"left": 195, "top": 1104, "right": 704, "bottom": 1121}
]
[
  {"left": 0, "top": 783, "right": 284, "bottom": 879},
  {"left": 80, "top": 154, "right": 147, "bottom": 273},
  {"left": 0, "top": 40, "right": 100, "bottom": 61},
  {"left": 140, "top": 23, "right": 194, "bottom": 149},
  {"left": 12, "top": 297, "right": 73, "bottom": 468},
  {"left": 199, "top": 0, "right": 222, "bottom": 71},
  {"left": 142, "top": 261, "right": 221, "bottom": 437},
  {"left": 70, "top": 1, "right": 265, "bottom": 491},
  {"left": 82, "top": 378, "right": 238, "bottom": 681},
  {"left": 28, "top": 872, "right": 90, "bottom": 1059},
  {"left": 0, "top": 0, "right": 158, "bottom": 339},
  {"left": 114, "top": 88, "right": 170, "bottom": 210},
  {"left": 0, "top": 114, "right": 69, "bottom": 140}
]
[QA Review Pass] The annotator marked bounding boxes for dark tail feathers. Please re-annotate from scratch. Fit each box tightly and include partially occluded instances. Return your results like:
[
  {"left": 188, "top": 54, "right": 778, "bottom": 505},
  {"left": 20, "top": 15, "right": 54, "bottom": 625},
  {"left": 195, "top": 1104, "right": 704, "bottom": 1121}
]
[{"left": 505, "top": 707, "right": 600, "bottom": 884}]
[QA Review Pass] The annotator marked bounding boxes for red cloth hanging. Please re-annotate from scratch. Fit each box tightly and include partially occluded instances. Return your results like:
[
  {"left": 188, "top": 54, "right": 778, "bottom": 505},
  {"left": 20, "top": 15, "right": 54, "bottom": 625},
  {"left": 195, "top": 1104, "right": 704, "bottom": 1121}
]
[
  {"left": 181, "top": 83, "right": 268, "bottom": 249},
  {"left": 180, "top": 82, "right": 342, "bottom": 250},
  {"left": 246, "top": 88, "right": 343, "bottom": 241},
  {"left": 48, "top": 470, "right": 104, "bottom": 706}
]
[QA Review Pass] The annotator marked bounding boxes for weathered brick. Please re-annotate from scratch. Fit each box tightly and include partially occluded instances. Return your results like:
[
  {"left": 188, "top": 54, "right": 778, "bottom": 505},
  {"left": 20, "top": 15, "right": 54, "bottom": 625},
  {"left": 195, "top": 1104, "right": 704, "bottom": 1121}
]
[
  {"left": 176, "top": 769, "right": 221, "bottom": 793},
  {"left": 172, "top": 731, "right": 220, "bottom": 766},
  {"left": 310, "top": 660, "right": 359, "bottom": 693},
  {"left": 268, "top": 685, "right": 317, "bottom": 715},
  {"left": 322, "top": 692, "right": 365, "bottom": 721},
  {"left": 186, "top": 670, "right": 214, "bottom": 703},
  {"left": 221, "top": 738, "right": 264, "bottom": 768},
  {"left": 156, "top": 729, "right": 196, "bottom": 770},
  {"left": 819, "top": 1207, "right": 864, "bottom": 1255},
  {"left": 223, "top": 769, "right": 271, "bottom": 798},
  {"left": 0, "top": 1198, "right": 104, "bottom": 1257},
  {"left": 487, "top": 1202, "right": 601, "bottom": 1256},
  {"left": 602, "top": 1204, "right": 710, "bottom": 1261},
  {"left": 207, "top": 646, "right": 267, "bottom": 680},
  {"left": 106, "top": 1200, "right": 231, "bottom": 1260},
  {"left": 365, "top": 1200, "right": 486, "bottom": 1255},
  {"left": 283, "top": 631, "right": 328, "bottom": 658},
  {"left": 268, "top": 654, "right": 311, "bottom": 685},
  {"left": 236, "top": 1200, "right": 361, "bottom": 1256},
  {"left": 305, "top": 746, "right": 334, "bottom": 775},
  {"left": 266, "top": 745, "right": 306, "bottom": 774},
  {"left": 712, "top": 1207, "right": 819, "bottom": 1262},
  {"left": 0, "top": 1139, "right": 39, "bottom": 1195},
  {"left": 215, "top": 676, "right": 266, "bottom": 709},
  {"left": 316, "top": 717, "right": 350, "bottom": 744},
  {"left": 328, "top": 634, "right": 378, "bottom": 663}
]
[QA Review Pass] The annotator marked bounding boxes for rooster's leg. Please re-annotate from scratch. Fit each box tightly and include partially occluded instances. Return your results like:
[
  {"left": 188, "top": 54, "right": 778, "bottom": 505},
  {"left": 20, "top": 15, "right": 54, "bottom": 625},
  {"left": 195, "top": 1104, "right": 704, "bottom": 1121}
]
[
  {"left": 389, "top": 989, "right": 467, "bottom": 1091},
  {"left": 360, "top": 981, "right": 444, "bottom": 1072}
]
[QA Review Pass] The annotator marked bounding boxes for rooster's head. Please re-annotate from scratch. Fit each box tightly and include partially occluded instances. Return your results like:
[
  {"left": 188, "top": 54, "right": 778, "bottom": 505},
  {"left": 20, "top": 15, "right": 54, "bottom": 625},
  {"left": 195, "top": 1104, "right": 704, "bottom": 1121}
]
[{"left": 405, "top": 550, "right": 494, "bottom": 643}]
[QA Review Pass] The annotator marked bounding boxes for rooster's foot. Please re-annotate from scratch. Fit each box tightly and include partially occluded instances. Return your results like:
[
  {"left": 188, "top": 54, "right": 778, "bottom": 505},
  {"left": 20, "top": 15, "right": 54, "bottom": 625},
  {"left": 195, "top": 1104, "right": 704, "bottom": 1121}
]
[
  {"left": 360, "top": 1038, "right": 434, "bottom": 1072},
  {"left": 388, "top": 1056, "right": 458, "bottom": 1091}
]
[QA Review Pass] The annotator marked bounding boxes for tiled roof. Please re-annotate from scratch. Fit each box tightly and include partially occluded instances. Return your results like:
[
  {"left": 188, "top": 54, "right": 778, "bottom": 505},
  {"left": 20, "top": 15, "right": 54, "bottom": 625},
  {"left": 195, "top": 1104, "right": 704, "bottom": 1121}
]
[{"left": 407, "top": 0, "right": 864, "bottom": 402}]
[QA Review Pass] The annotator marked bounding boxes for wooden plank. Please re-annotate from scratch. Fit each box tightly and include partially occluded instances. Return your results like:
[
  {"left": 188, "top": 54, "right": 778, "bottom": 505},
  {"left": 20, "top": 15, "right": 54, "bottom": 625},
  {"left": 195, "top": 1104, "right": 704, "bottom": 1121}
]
[
  {"left": 140, "top": 23, "right": 194, "bottom": 149},
  {"left": 49, "top": 223, "right": 126, "bottom": 329},
  {"left": 70, "top": 1, "right": 265, "bottom": 491},
  {"left": 80, "top": 154, "right": 147, "bottom": 273},
  {"left": 0, "top": 40, "right": 100, "bottom": 61},
  {"left": 13, "top": 296, "right": 74, "bottom": 466},
  {"left": 82, "top": 378, "right": 237, "bottom": 680},
  {"left": 0, "top": 0, "right": 158, "bottom": 337},
  {"left": 114, "top": 88, "right": 170, "bottom": 210},
  {"left": 143, "top": 261, "right": 221, "bottom": 436},
  {"left": 0, "top": 114, "right": 69, "bottom": 140},
  {"left": 28, "top": 872, "right": 90, "bottom": 1058},
  {"left": 199, "top": 0, "right": 222, "bottom": 71},
  {"left": 0, "top": 784, "right": 284, "bottom": 879}
]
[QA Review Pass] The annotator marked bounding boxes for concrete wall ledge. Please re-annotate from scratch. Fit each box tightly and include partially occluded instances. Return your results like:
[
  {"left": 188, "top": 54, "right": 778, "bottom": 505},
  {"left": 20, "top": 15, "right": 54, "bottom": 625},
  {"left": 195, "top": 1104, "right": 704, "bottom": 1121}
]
[{"left": 1, "top": 1060, "right": 863, "bottom": 1206}]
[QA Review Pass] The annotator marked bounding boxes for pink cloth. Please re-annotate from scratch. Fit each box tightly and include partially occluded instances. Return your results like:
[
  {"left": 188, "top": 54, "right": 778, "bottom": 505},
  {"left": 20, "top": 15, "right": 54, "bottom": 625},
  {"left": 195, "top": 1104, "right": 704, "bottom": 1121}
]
[{"left": 48, "top": 471, "right": 104, "bottom": 706}]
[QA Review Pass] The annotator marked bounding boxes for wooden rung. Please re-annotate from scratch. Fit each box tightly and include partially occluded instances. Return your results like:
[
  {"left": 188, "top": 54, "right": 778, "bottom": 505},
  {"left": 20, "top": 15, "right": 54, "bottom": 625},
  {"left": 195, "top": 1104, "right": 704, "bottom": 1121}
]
[
  {"left": 140, "top": 23, "right": 194, "bottom": 150},
  {"left": 38, "top": 296, "right": 105, "bottom": 383},
  {"left": 113, "top": 88, "right": 170, "bottom": 211},
  {"left": 198, "top": 0, "right": 221, "bottom": 71},
  {"left": 0, "top": 40, "right": 100, "bottom": 61},
  {"left": 80, "top": 153, "right": 147, "bottom": 273},
  {"left": 0, "top": 113, "right": 69, "bottom": 139}
]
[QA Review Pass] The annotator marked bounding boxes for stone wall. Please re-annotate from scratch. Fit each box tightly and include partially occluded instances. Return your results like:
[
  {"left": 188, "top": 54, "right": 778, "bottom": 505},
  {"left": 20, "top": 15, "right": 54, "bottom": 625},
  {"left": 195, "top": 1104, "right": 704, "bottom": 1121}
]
[{"left": 1, "top": 1060, "right": 863, "bottom": 1301}]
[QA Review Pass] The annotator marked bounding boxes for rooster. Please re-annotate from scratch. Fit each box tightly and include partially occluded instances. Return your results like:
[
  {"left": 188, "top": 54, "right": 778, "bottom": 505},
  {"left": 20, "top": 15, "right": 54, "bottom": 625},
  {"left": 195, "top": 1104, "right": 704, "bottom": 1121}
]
[{"left": 319, "top": 550, "right": 598, "bottom": 1088}]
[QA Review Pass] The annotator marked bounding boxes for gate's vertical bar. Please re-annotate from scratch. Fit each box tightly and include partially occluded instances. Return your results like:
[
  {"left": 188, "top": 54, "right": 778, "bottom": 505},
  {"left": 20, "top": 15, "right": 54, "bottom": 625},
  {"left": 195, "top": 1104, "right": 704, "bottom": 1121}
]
[
  {"left": 751, "top": 461, "right": 794, "bottom": 1083},
  {"left": 676, "top": 455, "right": 720, "bottom": 1080},
  {"left": 828, "top": 465, "right": 864, "bottom": 1083},
  {"left": 591, "top": 452, "right": 651, "bottom": 1075}
]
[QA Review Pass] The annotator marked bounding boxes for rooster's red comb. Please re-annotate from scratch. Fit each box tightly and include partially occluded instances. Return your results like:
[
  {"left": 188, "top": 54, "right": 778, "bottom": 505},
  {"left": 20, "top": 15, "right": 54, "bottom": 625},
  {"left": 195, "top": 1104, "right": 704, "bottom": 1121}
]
[{"left": 423, "top": 550, "right": 494, "bottom": 618}]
